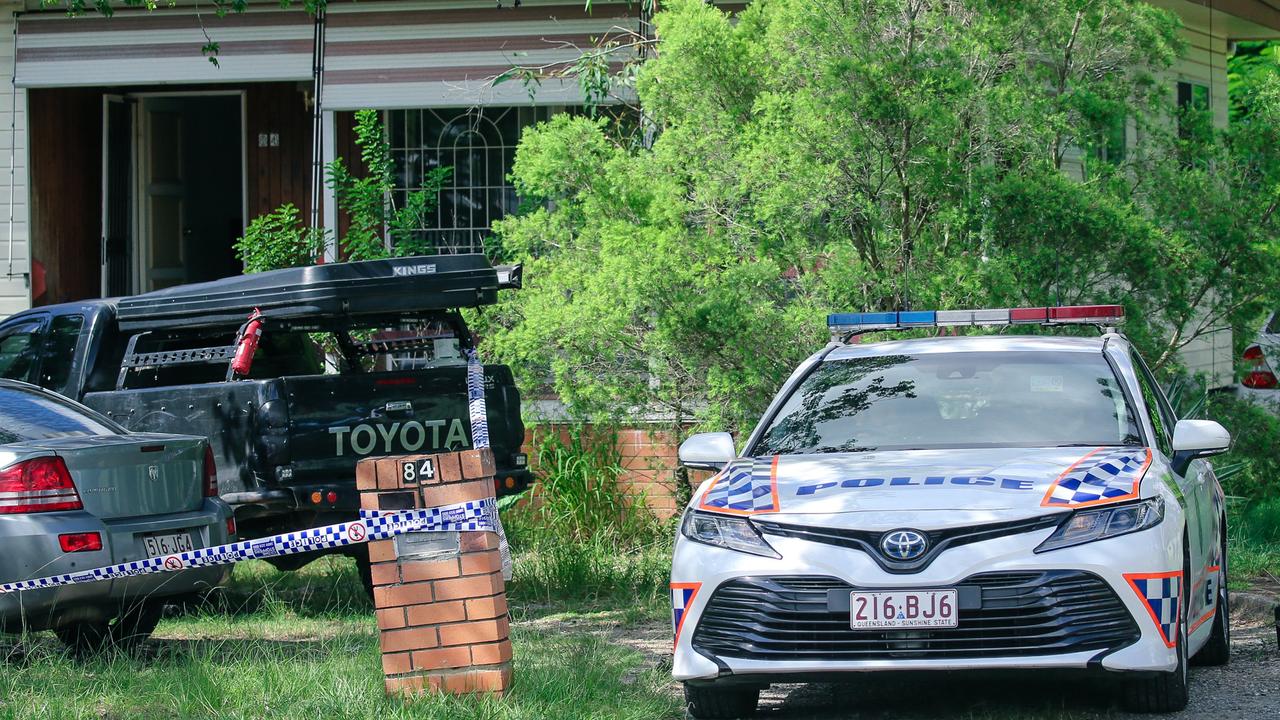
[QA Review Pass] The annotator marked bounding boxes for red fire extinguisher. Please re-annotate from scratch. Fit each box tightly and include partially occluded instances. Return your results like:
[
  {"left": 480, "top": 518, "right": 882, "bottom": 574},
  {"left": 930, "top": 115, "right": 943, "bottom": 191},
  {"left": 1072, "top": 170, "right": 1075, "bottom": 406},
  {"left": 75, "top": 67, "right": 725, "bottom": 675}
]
[{"left": 230, "top": 309, "right": 264, "bottom": 378}]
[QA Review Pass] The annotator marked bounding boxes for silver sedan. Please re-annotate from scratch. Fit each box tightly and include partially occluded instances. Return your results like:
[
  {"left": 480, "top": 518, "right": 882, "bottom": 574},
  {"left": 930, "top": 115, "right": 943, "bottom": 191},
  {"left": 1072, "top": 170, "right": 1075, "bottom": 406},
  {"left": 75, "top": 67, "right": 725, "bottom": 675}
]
[{"left": 0, "top": 380, "right": 232, "bottom": 652}]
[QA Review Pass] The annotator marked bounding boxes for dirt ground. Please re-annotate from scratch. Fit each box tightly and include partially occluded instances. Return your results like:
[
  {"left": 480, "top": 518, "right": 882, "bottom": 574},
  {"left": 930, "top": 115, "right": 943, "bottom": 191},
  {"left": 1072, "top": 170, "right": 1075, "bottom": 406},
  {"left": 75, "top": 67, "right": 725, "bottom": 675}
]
[{"left": 596, "top": 601, "right": 1280, "bottom": 720}]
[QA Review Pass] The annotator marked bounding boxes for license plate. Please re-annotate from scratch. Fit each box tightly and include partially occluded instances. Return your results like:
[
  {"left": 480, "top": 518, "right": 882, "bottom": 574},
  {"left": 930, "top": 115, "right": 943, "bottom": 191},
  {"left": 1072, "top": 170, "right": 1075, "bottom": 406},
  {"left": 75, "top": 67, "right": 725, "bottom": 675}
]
[
  {"left": 143, "top": 532, "right": 194, "bottom": 557},
  {"left": 850, "top": 589, "right": 958, "bottom": 629}
]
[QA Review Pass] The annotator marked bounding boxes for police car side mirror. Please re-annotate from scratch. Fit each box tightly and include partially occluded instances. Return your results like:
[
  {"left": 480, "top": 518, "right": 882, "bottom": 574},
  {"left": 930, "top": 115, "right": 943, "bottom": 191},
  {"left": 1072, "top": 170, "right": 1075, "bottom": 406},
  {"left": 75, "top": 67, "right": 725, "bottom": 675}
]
[
  {"left": 1170, "top": 419, "right": 1231, "bottom": 476},
  {"left": 678, "top": 432, "right": 736, "bottom": 471}
]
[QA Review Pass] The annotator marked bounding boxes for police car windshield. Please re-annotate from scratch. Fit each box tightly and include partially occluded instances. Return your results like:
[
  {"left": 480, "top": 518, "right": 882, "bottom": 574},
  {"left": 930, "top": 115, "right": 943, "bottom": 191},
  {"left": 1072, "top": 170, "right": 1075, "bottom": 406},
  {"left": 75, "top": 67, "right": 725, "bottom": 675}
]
[{"left": 754, "top": 351, "right": 1143, "bottom": 455}]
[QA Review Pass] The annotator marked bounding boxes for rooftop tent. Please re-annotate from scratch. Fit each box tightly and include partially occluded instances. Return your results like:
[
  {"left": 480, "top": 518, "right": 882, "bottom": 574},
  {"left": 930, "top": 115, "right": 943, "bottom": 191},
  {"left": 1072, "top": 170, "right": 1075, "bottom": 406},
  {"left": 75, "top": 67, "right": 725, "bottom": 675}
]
[{"left": 114, "top": 254, "right": 501, "bottom": 332}]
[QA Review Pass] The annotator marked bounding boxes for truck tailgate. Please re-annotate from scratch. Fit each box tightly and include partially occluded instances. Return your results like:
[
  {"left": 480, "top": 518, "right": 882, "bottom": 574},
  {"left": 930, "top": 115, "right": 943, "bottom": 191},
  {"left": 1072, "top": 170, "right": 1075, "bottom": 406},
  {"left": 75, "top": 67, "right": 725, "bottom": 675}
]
[{"left": 283, "top": 366, "right": 522, "bottom": 486}]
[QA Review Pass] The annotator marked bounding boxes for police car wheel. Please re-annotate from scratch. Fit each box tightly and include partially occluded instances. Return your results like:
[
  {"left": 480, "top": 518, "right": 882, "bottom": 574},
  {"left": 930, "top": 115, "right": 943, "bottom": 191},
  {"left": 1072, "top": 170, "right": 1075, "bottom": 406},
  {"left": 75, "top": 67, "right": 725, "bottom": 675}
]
[
  {"left": 1192, "top": 530, "right": 1230, "bottom": 667},
  {"left": 683, "top": 682, "right": 759, "bottom": 719},
  {"left": 1121, "top": 552, "right": 1190, "bottom": 713}
]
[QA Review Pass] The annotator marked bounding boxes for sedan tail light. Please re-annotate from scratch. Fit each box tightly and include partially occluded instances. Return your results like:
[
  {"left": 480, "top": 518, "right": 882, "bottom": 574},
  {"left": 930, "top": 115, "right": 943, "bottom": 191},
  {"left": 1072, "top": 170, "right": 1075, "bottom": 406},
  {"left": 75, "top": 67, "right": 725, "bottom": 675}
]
[
  {"left": 0, "top": 456, "right": 83, "bottom": 514},
  {"left": 203, "top": 445, "right": 219, "bottom": 498},
  {"left": 1242, "top": 345, "right": 1278, "bottom": 389},
  {"left": 58, "top": 531, "right": 102, "bottom": 553}
]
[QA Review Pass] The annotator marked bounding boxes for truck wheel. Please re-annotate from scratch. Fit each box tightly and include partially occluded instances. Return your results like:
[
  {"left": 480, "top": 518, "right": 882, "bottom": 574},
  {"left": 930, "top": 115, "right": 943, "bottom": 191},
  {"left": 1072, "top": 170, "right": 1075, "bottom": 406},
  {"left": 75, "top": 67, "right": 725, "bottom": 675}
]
[
  {"left": 56, "top": 601, "right": 164, "bottom": 656},
  {"left": 684, "top": 683, "right": 759, "bottom": 719}
]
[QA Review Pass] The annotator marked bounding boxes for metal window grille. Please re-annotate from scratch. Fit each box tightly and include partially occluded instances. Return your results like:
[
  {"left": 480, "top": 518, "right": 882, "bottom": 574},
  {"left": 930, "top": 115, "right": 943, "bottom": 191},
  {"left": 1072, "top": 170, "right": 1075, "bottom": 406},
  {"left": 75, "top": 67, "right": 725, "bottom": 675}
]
[{"left": 388, "top": 106, "right": 557, "bottom": 254}]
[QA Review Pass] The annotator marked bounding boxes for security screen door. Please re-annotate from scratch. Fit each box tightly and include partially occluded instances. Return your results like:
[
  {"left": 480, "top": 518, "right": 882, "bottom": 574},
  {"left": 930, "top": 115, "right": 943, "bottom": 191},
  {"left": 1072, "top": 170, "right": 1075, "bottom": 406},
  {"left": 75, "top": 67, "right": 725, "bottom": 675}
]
[{"left": 140, "top": 97, "right": 188, "bottom": 291}]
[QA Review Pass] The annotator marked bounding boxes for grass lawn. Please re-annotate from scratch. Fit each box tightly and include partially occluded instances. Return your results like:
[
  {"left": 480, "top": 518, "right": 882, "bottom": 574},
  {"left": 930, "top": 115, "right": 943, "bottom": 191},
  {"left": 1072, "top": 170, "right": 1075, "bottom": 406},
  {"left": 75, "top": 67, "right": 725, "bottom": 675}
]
[{"left": 0, "top": 554, "right": 681, "bottom": 720}]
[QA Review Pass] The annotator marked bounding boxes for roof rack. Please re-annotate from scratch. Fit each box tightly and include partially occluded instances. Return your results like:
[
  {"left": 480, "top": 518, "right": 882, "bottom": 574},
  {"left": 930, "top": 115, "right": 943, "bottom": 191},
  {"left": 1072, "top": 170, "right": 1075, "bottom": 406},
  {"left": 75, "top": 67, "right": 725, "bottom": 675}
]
[{"left": 827, "top": 305, "right": 1125, "bottom": 343}]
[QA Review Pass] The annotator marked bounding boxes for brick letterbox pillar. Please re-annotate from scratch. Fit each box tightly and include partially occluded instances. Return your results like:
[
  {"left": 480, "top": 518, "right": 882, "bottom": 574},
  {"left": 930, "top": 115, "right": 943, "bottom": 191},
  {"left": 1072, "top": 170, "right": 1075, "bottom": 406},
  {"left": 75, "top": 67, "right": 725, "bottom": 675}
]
[{"left": 356, "top": 448, "right": 513, "bottom": 698}]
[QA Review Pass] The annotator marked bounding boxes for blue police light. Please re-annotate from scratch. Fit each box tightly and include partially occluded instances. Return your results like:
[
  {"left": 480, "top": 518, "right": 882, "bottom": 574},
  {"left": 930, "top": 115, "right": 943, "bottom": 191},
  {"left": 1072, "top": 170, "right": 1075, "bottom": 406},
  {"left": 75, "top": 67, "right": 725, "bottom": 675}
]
[{"left": 828, "top": 305, "right": 1124, "bottom": 338}]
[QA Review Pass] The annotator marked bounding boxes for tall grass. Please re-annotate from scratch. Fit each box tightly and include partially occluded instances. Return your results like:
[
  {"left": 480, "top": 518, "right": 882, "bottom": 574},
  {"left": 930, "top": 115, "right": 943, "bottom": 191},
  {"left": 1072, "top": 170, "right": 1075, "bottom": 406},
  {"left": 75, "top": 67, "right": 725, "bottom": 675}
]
[
  {"left": 1229, "top": 496, "right": 1280, "bottom": 582},
  {"left": 503, "top": 425, "right": 673, "bottom": 605},
  {"left": 0, "top": 559, "right": 680, "bottom": 720}
]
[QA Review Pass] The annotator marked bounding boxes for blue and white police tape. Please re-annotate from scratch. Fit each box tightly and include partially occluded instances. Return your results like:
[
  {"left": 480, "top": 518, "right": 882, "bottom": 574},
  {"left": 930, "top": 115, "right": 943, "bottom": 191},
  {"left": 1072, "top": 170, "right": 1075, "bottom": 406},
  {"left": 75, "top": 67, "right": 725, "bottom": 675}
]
[
  {"left": 0, "top": 498, "right": 497, "bottom": 595},
  {"left": 465, "top": 349, "right": 490, "bottom": 450}
]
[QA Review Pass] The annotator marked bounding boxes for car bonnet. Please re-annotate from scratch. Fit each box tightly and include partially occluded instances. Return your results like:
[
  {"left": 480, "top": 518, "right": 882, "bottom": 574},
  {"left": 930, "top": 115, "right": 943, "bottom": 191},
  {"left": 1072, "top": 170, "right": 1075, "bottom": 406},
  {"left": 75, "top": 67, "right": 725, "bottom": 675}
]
[{"left": 693, "top": 446, "right": 1154, "bottom": 520}]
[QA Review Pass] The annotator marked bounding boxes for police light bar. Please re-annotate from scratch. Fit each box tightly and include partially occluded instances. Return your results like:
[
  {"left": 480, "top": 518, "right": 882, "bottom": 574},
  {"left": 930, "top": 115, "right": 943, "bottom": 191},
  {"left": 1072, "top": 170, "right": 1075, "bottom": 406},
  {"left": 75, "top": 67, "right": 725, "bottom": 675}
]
[{"left": 828, "top": 305, "right": 1124, "bottom": 336}]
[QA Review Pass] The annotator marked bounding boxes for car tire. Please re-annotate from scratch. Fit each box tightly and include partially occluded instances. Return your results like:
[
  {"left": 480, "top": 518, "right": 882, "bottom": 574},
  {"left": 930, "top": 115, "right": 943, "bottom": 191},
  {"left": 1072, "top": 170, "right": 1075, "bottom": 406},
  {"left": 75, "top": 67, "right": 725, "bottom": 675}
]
[
  {"left": 1121, "top": 554, "right": 1190, "bottom": 713},
  {"left": 55, "top": 601, "right": 164, "bottom": 656},
  {"left": 1192, "top": 531, "right": 1230, "bottom": 667},
  {"left": 683, "top": 683, "right": 759, "bottom": 719}
]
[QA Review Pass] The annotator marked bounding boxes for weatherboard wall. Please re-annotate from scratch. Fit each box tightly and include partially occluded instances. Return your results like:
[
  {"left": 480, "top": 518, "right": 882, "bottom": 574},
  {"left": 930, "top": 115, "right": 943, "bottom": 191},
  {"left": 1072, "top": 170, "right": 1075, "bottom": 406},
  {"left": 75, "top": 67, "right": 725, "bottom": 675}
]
[{"left": 0, "top": 4, "right": 30, "bottom": 318}]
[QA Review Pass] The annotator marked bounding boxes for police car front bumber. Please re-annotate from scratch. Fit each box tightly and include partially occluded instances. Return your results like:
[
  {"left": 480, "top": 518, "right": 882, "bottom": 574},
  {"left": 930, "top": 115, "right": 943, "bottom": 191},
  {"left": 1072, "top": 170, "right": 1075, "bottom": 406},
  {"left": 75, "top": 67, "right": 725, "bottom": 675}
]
[{"left": 670, "top": 306, "right": 1231, "bottom": 718}]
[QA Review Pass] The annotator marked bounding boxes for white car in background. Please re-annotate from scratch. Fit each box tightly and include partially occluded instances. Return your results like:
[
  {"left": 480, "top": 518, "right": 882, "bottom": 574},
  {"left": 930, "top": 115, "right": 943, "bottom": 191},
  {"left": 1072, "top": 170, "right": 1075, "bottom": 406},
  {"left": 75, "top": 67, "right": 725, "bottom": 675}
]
[
  {"left": 1237, "top": 311, "right": 1280, "bottom": 410},
  {"left": 671, "top": 306, "right": 1231, "bottom": 718}
]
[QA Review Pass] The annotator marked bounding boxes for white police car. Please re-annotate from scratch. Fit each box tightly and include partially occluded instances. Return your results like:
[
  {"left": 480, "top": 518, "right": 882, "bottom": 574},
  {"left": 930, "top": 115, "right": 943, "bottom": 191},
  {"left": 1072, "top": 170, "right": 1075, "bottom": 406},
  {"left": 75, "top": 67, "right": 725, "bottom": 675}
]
[{"left": 671, "top": 306, "right": 1231, "bottom": 717}]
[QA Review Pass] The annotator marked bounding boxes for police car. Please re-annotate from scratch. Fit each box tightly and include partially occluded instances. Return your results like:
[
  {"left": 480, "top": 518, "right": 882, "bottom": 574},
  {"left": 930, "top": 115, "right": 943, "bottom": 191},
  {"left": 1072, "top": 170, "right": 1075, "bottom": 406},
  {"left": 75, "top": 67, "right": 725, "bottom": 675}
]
[{"left": 671, "top": 306, "right": 1231, "bottom": 717}]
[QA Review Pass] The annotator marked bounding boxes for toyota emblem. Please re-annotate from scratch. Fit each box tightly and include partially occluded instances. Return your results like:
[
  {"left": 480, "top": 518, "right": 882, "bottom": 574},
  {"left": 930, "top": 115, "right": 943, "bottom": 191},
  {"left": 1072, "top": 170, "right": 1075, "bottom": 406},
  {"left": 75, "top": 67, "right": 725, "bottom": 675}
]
[{"left": 880, "top": 529, "right": 928, "bottom": 561}]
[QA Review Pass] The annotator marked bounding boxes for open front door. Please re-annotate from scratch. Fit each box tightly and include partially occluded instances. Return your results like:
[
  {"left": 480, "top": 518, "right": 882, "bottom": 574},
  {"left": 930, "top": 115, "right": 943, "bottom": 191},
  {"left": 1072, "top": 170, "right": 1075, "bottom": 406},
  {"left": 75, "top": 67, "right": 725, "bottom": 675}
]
[
  {"left": 101, "top": 95, "right": 134, "bottom": 297},
  {"left": 140, "top": 97, "right": 189, "bottom": 292}
]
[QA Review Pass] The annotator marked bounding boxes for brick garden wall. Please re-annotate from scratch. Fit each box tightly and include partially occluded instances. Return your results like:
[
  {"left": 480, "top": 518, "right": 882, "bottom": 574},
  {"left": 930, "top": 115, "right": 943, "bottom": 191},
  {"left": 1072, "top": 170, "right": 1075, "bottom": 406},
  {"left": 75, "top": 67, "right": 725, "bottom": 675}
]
[{"left": 522, "top": 425, "right": 696, "bottom": 521}]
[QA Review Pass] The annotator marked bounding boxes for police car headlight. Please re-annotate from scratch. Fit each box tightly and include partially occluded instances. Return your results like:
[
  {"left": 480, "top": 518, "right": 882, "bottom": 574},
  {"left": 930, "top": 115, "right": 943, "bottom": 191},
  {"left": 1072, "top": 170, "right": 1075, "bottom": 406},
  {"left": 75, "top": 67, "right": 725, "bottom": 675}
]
[
  {"left": 681, "top": 511, "right": 781, "bottom": 558},
  {"left": 1035, "top": 497, "right": 1165, "bottom": 553}
]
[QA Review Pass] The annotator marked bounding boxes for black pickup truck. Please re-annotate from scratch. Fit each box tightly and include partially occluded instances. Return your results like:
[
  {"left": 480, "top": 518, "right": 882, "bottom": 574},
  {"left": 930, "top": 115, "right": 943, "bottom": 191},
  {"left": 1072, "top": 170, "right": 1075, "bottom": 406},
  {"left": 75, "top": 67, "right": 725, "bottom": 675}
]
[{"left": 0, "top": 254, "right": 530, "bottom": 576}]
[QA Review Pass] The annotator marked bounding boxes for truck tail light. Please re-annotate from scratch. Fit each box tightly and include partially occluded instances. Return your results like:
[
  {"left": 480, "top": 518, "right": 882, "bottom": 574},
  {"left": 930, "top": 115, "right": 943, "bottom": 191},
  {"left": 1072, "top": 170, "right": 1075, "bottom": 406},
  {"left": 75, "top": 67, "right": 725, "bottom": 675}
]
[
  {"left": 0, "top": 456, "right": 83, "bottom": 514},
  {"left": 203, "top": 445, "right": 219, "bottom": 498},
  {"left": 58, "top": 531, "right": 102, "bottom": 553},
  {"left": 226, "top": 516, "right": 237, "bottom": 536},
  {"left": 1242, "top": 345, "right": 1278, "bottom": 389}
]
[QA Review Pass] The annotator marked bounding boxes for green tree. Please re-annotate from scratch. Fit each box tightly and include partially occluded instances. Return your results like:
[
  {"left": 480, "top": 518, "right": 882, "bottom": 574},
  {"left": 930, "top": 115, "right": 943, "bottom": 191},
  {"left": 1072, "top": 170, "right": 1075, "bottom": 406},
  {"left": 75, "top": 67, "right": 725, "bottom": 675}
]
[
  {"left": 479, "top": 0, "right": 1280, "bottom": 436},
  {"left": 1228, "top": 40, "right": 1279, "bottom": 122}
]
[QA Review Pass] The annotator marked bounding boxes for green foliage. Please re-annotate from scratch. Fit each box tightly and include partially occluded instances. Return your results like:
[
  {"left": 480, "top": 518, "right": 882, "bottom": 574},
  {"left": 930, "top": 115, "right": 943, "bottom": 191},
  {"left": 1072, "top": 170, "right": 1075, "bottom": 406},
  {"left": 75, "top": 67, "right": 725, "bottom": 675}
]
[
  {"left": 1206, "top": 393, "right": 1280, "bottom": 499},
  {"left": 480, "top": 0, "right": 1280, "bottom": 438},
  {"left": 237, "top": 111, "right": 452, "bottom": 274},
  {"left": 1227, "top": 496, "right": 1280, "bottom": 581},
  {"left": 498, "top": 424, "right": 671, "bottom": 604},
  {"left": 506, "top": 536, "right": 672, "bottom": 605},
  {"left": 327, "top": 109, "right": 452, "bottom": 262},
  {"left": 504, "top": 425, "right": 664, "bottom": 547},
  {"left": 1229, "top": 40, "right": 1280, "bottom": 122},
  {"left": 232, "top": 203, "right": 327, "bottom": 274}
]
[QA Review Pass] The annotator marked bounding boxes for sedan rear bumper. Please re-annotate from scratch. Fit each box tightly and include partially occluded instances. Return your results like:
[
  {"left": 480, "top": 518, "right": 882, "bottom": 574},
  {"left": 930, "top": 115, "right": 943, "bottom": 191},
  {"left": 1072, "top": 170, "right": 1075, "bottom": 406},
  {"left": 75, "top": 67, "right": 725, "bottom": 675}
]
[{"left": 0, "top": 499, "right": 232, "bottom": 632}]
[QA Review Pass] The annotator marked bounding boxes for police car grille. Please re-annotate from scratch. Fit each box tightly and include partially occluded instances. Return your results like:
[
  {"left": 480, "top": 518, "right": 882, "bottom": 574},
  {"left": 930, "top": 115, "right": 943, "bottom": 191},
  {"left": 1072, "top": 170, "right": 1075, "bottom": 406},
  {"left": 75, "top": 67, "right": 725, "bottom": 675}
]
[
  {"left": 690, "top": 571, "right": 1139, "bottom": 661},
  {"left": 753, "top": 514, "right": 1066, "bottom": 574}
]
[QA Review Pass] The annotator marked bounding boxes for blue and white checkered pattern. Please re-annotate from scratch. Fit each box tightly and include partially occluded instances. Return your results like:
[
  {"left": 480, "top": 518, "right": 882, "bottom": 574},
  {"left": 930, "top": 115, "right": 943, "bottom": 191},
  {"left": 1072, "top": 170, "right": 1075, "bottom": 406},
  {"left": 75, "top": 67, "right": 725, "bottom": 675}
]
[
  {"left": 1044, "top": 448, "right": 1150, "bottom": 507},
  {"left": 671, "top": 584, "right": 698, "bottom": 638},
  {"left": 0, "top": 498, "right": 497, "bottom": 595},
  {"left": 699, "top": 458, "right": 778, "bottom": 513},
  {"left": 465, "top": 349, "right": 490, "bottom": 450},
  {"left": 1129, "top": 573, "right": 1181, "bottom": 647}
]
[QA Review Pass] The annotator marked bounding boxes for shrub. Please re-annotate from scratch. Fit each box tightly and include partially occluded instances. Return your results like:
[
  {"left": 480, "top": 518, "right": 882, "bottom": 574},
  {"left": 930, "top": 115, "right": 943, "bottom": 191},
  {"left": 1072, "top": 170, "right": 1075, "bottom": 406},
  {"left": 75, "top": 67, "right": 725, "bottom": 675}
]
[
  {"left": 502, "top": 424, "right": 671, "bottom": 602},
  {"left": 505, "top": 424, "right": 665, "bottom": 547},
  {"left": 1206, "top": 392, "right": 1280, "bottom": 499},
  {"left": 232, "top": 203, "right": 328, "bottom": 274},
  {"left": 236, "top": 111, "right": 452, "bottom": 274}
]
